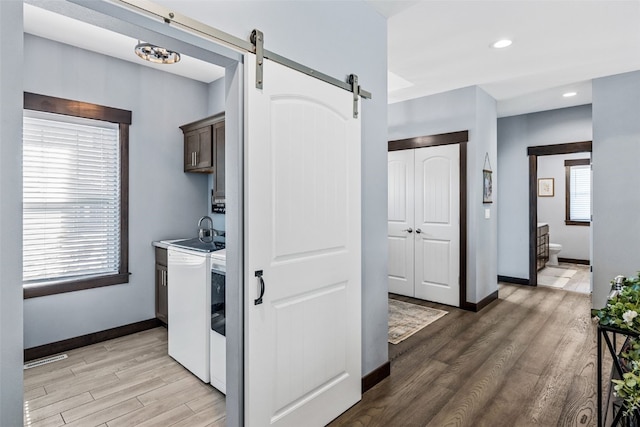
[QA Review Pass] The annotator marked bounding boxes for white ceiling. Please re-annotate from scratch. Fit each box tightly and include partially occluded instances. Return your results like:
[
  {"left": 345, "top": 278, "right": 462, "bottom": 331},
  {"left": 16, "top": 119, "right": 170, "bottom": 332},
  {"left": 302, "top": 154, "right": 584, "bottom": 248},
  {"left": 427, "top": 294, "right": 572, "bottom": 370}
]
[
  {"left": 24, "top": 3, "right": 225, "bottom": 84},
  {"left": 369, "top": 0, "right": 640, "bottom": 117},
  {"left": 25, "top": 1, "right": 640, "bottom": 118}
]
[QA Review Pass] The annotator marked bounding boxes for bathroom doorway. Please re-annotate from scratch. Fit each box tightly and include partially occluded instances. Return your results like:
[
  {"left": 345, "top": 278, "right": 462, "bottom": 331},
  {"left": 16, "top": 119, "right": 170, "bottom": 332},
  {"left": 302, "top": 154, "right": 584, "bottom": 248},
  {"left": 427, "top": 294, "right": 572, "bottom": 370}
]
[{"left": 527, "top": 141, "right": 592, "bottom": 292}]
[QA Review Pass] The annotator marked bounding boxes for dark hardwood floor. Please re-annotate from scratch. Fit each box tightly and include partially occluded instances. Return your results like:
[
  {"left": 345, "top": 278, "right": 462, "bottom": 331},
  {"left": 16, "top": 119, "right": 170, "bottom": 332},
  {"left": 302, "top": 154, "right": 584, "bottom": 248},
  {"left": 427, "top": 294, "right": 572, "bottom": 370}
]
[{"left": 331, "top": 283, "right": 597, "bottom": 427}]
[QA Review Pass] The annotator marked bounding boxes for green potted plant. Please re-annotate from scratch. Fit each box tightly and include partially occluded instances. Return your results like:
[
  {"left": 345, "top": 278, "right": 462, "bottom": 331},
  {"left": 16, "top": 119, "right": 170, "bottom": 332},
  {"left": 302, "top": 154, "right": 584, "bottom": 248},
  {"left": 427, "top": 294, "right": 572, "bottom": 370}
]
[
  {"left": 593, "top": 276, "right": 640, "bottom": 334},
  {"left": 594, "top": 274, "right": 640, "bottom": 421}
]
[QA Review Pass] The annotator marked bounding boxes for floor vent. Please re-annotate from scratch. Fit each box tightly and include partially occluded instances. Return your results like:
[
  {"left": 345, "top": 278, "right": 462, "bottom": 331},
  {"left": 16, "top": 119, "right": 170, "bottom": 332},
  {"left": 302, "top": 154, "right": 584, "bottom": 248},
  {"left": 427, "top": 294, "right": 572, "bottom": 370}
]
[{"left": 24, "top": 354, "right": 68, "bottom": 370}]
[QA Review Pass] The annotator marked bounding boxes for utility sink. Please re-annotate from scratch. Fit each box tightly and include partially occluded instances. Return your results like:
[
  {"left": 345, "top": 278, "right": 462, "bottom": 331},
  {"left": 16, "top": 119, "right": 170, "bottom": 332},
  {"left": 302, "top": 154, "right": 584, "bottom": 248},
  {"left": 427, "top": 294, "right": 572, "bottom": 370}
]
[{"left": 168, "top": 237, "right": 225, "bottom": 253}]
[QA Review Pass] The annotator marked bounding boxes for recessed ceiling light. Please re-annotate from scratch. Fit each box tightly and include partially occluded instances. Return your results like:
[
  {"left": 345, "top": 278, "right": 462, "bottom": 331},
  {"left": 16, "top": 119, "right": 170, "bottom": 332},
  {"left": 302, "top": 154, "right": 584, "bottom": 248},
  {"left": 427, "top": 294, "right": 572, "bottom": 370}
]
[
  {"left": 563, "top": 92, "right": 577, "bottom": 98},
  {"left": 492, "top": 39, "right": 512, "bottom": 49}
]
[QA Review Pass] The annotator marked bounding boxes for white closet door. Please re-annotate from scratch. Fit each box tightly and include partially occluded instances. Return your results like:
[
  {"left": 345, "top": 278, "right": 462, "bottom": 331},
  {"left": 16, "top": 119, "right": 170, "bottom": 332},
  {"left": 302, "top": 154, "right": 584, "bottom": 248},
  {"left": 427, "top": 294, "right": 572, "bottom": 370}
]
[
  {"left": 414, "top": 145, "right": 460, "bottom": 306},
  {"left": 245, "top": 55, "right": 361, "bottom": 426},
  {"left": 387, "top": 150, "right": 415, "bottom": 296}
]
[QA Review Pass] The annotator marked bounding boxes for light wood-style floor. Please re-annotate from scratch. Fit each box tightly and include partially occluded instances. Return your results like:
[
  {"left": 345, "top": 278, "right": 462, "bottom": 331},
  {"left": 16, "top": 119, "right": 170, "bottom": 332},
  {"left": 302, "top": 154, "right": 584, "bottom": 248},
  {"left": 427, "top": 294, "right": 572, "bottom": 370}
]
[
  {"left": 23, "top": 328, "right": 225, "bottom": 427},
  {"left": 538, "top": 262, "right": 591, "bottom": 294},
  {"left": 331, "top": 283, "right": 597, "bottom": 427}
]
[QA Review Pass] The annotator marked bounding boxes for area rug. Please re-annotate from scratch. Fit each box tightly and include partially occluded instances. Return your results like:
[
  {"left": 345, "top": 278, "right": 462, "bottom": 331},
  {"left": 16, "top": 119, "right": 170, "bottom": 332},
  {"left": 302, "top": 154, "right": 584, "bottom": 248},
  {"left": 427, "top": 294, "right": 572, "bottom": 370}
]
[
  {"left": 388, "top": 299, "right": 448, "bottom": 345},
  {"left": 538, "top": 267, "right": 577, "bottom": 288}
]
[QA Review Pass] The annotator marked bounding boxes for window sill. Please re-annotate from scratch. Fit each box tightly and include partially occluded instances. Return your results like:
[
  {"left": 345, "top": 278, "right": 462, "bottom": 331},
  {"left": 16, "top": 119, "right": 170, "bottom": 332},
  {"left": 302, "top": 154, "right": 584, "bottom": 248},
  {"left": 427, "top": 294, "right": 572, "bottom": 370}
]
[
  {"left": 565, "top": 220, "right": 590, "bottom": 227},
  {"left": 23, "top": 273, "right": 130, "bottom": 299}
]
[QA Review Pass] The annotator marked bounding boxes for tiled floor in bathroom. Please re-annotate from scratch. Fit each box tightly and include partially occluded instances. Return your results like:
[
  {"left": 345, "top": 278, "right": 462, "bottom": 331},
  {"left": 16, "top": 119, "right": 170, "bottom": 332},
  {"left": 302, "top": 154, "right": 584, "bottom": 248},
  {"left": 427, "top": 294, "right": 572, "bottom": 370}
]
[{"left": 537, "top": 262, "right": 591, "bottom": 294}]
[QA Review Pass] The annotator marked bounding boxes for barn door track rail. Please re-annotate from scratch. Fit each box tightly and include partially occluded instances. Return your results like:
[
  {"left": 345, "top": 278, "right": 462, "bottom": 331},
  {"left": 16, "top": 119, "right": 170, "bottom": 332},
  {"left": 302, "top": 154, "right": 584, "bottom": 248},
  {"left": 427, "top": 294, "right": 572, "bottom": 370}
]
[{"left": 115, "top": 0, "right": 372, "bottom": 118}]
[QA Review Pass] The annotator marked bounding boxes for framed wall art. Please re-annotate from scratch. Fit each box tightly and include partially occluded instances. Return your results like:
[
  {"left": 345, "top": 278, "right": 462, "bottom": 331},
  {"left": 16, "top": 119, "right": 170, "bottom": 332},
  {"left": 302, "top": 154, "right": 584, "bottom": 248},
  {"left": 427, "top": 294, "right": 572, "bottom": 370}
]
[
  {"left": 538, "top": 178, "right": 554, "bottom": 197},
  {"left": 483, "top": 153, "right": 492, "bottom": 204}
]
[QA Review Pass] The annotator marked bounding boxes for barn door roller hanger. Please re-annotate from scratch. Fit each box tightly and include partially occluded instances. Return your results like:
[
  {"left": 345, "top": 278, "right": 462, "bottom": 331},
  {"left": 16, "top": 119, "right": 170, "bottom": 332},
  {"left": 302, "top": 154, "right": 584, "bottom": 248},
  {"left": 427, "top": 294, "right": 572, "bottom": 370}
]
[
  {"left": 111, "top": 1, "right": 371, "bottom": 118},
  {"left": 250, "top": 30, "right": 370, "bottom": 118}
]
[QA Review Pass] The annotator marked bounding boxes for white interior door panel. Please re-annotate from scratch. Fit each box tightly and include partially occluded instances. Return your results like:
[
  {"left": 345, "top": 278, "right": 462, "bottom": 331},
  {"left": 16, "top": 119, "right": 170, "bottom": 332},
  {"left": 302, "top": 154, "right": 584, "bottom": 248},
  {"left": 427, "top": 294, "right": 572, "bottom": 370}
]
[
  {"left": 387, "top": 150, "right": 415, "bottom": 296},
  {"left": 245, "top": 54, "right": 361, "bottom": 427},
  {"left": 414, "top": 145, "right": 460, "bottom": 306}
]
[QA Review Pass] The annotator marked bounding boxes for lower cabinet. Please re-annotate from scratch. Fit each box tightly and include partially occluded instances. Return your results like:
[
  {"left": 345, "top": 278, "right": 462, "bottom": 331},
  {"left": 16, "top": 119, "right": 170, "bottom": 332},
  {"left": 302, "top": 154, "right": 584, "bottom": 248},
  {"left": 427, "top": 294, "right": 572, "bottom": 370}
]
[
  {"left": 155, "top": 247, "right": 168, "bottom": 325},
  {"left": 537, "top": 224, "right": 549, "bottom": 271}
]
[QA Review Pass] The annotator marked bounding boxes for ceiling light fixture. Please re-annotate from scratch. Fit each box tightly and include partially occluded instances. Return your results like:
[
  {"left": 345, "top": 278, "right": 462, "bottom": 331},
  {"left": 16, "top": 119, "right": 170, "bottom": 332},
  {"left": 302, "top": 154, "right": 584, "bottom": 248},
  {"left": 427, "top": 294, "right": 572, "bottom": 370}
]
[
  {"left": 492, "top": 39, "right": 513, "bottom": 49},
  {"left": 563, "top": 92, "right": 577, "bottom": 98},
  {"left": 134, "top": 41, "right": 180, "bottom": 64}
]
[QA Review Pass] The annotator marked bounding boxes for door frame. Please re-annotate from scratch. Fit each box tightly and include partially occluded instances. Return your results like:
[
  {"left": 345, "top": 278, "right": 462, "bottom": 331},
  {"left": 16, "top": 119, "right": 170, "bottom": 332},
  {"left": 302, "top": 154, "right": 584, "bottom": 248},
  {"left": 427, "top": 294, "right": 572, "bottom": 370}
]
[
  {"left": 388, "top": 130, "right": 469, "bottom": 309},
  {"left": 527, "top": 141, "right": 592, "bottom": 286}
]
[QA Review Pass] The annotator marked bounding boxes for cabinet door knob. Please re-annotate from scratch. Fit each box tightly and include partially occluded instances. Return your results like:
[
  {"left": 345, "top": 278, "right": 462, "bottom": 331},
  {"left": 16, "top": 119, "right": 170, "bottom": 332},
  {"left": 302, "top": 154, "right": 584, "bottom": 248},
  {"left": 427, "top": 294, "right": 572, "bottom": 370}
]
[
  {"left": 402, "top": 228, "right": 413, "bottom": 233},
  {"left": 416, "top": 228, "right": 422, "bottom": 234}
]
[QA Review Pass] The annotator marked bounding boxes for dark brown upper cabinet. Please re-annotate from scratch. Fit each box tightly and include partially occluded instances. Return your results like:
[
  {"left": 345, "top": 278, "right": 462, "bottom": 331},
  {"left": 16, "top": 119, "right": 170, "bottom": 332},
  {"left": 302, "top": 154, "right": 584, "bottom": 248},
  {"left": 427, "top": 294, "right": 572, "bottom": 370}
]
[
  {"left": 180, "top": 113, "right": 224, "bottom": 178},
  {"left": 212, "top": 120, "right": 225, "bottom": 201}
]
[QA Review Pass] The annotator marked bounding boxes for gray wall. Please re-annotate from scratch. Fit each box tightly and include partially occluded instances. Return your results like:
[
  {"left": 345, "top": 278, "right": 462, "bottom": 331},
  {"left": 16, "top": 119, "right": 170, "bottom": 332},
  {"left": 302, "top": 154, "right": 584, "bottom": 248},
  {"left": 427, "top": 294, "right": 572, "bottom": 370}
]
[
  {"left": 592, "top": 71, "right": 640, "bottom": 308},
  {"left": 388, "top": 86, "right": 498, "bottom": 304},
  {"left": 497, "top": 104, "right": 592, "bottom": 279},
  {"left": 22, "top": 34, "right": 210, "bottom": 348},
  {"left": 537, "top": 152, "right": 591, "bottom": 261},
  {"left": 0, "top": 2, "right": 24, "bottom": 425}
]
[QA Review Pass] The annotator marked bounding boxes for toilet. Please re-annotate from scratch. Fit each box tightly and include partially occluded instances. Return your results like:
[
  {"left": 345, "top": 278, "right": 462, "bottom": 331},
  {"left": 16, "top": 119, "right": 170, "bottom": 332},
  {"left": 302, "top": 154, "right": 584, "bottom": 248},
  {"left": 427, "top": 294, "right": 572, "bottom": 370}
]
[{"left": 548, "top": 243, "right": 562, "bottom": 266}]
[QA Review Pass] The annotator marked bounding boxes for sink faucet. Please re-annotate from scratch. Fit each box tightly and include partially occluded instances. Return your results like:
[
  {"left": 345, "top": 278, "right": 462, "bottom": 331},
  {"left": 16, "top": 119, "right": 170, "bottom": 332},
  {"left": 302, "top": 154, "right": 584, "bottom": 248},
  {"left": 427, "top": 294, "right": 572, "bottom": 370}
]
[
  {"left": 198, "top": 216, "right": 214, "bottom": 242},
  {"left": 198, "top": 216, "right": 225, "bottom": 242}
]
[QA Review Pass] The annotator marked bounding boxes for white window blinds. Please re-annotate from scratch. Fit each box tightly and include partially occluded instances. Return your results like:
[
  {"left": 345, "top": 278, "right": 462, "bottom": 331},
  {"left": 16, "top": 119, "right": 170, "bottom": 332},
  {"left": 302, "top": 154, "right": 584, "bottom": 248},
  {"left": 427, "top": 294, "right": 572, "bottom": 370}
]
[
  {"left": 23, "top": 111, "right": 121, "bottom": 283},
  {"left": 569, "top": 165, "right": 590, "bottom": 222}
]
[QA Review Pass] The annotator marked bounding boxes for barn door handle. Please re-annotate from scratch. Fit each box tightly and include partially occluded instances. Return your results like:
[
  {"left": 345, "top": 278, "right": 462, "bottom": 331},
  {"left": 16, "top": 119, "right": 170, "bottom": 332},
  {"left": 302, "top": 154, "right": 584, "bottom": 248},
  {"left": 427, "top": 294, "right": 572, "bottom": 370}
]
[
  {"left": 254, "top": 270, "right": 265, "bottom": 305},
  {"left": 402, "top": 228, "right": 413, "bottom": 233},
  {"left": 416, "top": 228, "right": 422, "bottom": 234}
]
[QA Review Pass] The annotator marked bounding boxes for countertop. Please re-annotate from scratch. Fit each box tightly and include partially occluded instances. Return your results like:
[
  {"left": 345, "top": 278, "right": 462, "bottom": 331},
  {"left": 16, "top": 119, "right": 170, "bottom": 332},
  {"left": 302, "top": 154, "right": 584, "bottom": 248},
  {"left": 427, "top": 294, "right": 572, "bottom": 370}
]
[{"left": 152, "top": 239, "right": 184, "bottom": 249}]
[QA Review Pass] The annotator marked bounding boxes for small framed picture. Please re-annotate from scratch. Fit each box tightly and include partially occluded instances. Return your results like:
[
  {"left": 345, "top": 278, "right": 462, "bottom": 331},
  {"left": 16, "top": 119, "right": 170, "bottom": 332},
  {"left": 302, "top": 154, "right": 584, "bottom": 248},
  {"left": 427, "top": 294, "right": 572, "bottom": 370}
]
[
  {"left": 483, "top": 170, "right": 492, "bottom": 204},
  {"left": 538, "top": 178, "right": 554, "bottom": 197}
]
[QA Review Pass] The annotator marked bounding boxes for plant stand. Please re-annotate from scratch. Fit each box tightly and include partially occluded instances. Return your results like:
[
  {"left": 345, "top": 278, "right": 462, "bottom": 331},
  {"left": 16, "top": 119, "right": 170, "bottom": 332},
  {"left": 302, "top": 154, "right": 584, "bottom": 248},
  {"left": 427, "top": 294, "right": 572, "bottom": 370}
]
[{"left": 598, "top": 324, "right": 640, "bottom": 426}]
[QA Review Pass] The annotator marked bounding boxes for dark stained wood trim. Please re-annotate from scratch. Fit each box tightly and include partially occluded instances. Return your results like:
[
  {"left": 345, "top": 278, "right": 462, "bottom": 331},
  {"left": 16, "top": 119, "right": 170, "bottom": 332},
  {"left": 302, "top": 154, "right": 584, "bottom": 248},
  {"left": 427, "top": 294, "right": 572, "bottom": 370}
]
[
  {"left": 24, "top": 92, "right": 132, "bottom": 124},
  {"left": 564, "top": 162, "right": 571, "bottom": 225},
  {"left": 22, "top": 93, "right": 131, "bottom": 299},
  {"left": 528, "top": 141, "right": 592, "bottom": 287},
  {"left": 460, "top": 290, "right": 499, "bottom": 312},
  {"left": 459, "top": 141, "right": 469, "bottom": 310},
  {"left": 498, "top": 275, "right": 531, "bottom": 286},
  {"left": 24, "top": 273, "right": 131, "bottom": 299},
  {"left": 529, "top": 155, "right": 538, "bottom": 287},
  {"left": 565, "top": 158, "right": 590, "bottom": 225},
  {"left": 564, "top": 158, "right": 590, "bottom": 167},
  {"left": 558, "top": 257, "right": 590, "bottom": 265},
  {"left": 388, "top": 130, "right": 469, "bottom": 152},
  {"left": 527, "top": 141, "right": 592, "bottom": 156},
  {"left": 565, "top": 220, "right": 590, "bottom": 226},
  {"left": 120, "top": 124, "right": 130, "bottom": 279},
  {"left": 476, "top": 290, "right": 499, "bottom": 312},
  {"left": 24, "top": 318, "right": 161, "bottom": 362},
  {"left": 362, "top": 361, "right": 391, "bottom": 393}
]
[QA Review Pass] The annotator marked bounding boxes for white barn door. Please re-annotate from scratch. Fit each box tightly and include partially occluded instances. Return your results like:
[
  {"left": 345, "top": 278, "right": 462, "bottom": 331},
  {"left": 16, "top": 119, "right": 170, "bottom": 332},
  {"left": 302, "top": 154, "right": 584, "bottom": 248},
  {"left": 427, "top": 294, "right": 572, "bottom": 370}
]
[
  {"left": 244, "top": 55, "right": 362, "bottom": 426},
  {"left": 414, "top": 145, "right": 460, "bottom": 306}
]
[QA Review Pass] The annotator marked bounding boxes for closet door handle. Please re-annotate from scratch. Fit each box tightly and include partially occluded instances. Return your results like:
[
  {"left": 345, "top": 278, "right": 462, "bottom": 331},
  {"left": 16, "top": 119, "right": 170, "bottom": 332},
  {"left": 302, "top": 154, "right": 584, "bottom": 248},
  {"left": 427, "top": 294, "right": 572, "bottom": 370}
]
[
  {"left": 402, "top": 228, "right": 413, "bottom": 233},
  {"left": 416, "top": 228, "right": 422, "bottom": 234},
  {"left": 254, "top": 270, "right": 265, "bottom": 305}
]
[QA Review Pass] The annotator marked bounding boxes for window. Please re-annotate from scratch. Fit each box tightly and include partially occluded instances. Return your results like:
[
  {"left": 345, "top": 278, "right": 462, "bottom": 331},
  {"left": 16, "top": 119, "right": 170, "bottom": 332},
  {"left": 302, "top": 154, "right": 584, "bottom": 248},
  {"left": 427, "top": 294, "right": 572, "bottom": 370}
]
[
  {"left": 23, "top": 93, "right": 131, "bottom": 298},
  {"left": 565, "top": 158, "right": 590, "bottom": 226}
]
